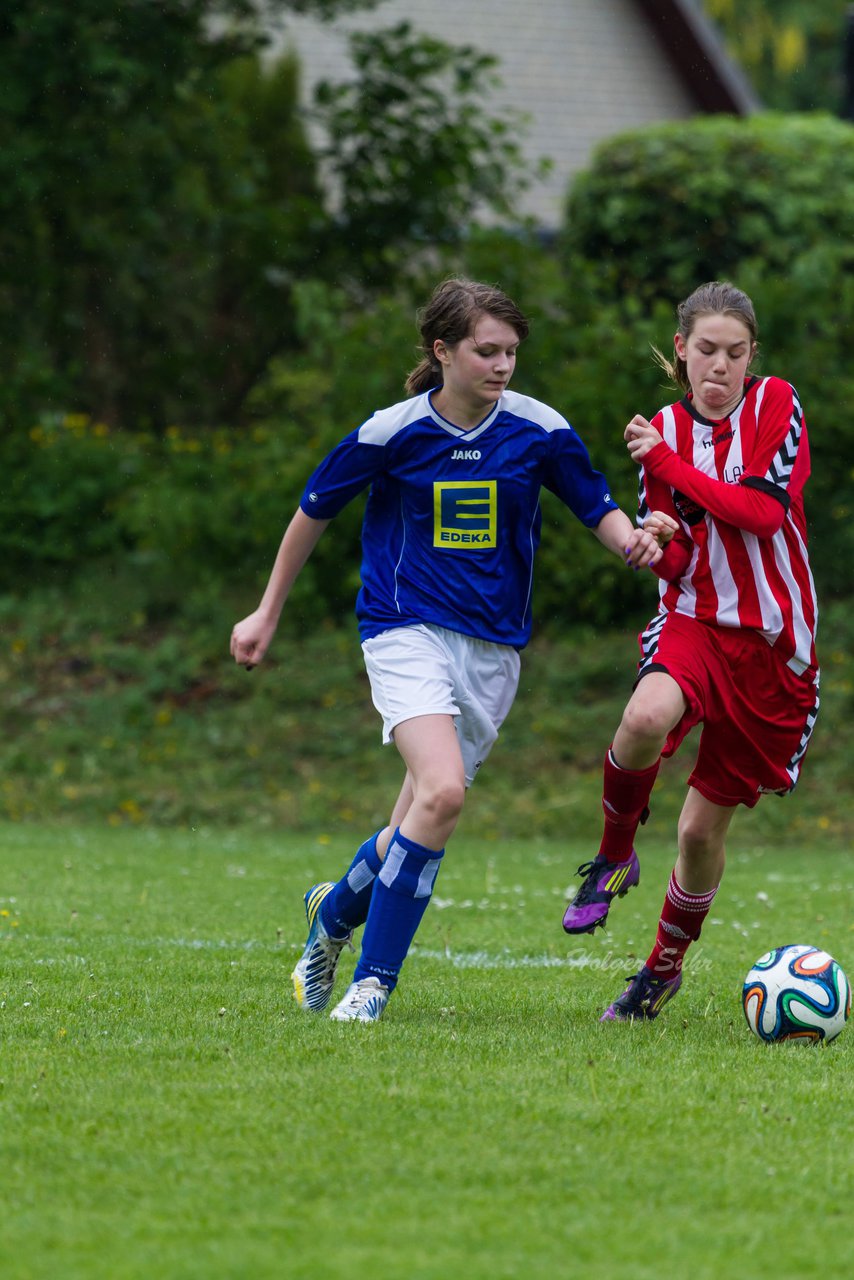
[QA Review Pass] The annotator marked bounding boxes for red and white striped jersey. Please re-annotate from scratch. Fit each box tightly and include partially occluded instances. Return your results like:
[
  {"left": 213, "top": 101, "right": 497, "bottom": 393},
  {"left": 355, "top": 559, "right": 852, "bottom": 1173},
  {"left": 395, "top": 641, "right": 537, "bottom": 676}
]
[{"left": 638, "top": 376, "right": 818, "bottom": 676}]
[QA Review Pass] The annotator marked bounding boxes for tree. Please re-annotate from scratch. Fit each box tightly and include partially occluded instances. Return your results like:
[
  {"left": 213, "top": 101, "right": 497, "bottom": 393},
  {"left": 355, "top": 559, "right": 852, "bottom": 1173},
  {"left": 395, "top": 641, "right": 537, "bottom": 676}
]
[
  {"left": 700, "top": 0, "right": 851, "bottom": 113},
  {"left": 0, "top": 1, "right": 535, "bottom": 428},
  {"left": 312, "top": 21, "right": 540, "bottom": 285},
  {"left": 562, "top": 114, "right": 854, "bottom": 305},
  {"left": 0, "top": 1, "right": 332, "bottom": 426}
]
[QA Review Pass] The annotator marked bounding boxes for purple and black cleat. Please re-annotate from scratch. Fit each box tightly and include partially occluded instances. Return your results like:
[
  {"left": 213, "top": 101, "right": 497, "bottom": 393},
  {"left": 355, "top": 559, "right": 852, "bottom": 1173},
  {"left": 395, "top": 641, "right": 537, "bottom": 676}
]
[
  {"left": 600, "top": 965, "right": 682, "bottom": 1022},
  {"left": 562, "top": 850, "right": 640, "bottom": 935}
]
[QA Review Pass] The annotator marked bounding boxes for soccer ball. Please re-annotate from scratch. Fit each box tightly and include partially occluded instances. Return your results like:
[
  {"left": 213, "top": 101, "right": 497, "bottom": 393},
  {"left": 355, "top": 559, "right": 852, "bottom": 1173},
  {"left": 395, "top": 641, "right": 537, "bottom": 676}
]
[{"left": 742, "top": 944, "right": 851, "bottom": 1044}]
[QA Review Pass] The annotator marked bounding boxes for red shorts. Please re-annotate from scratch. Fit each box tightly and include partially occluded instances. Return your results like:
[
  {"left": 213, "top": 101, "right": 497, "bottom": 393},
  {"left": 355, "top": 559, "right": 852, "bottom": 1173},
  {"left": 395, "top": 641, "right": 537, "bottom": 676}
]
[{"left": 637, "top": 611, "right": 820, "bottom": 808}]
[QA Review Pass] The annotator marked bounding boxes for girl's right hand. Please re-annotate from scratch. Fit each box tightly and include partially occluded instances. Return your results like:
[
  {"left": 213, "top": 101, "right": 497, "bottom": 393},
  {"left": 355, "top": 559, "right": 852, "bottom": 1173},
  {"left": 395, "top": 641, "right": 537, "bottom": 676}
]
[
  {"left": 625, "top": 414, "right": 664, "bottom": 462},
  {"left": 230, "top": 611, "right": 277, "bottom": 670}
]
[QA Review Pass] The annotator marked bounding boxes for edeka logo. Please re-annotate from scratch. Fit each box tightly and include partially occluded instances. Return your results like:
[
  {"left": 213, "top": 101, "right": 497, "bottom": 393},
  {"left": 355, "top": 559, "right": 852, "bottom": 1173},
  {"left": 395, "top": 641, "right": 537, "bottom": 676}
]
[{"left": 433, "top": 480, "right": 497, "bottom": 549}]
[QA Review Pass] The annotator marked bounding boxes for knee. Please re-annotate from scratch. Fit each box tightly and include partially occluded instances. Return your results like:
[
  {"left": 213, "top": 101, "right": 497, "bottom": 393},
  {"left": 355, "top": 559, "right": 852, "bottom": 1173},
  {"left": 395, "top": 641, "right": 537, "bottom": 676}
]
[
  {"left": 419, "top": 775, "right": 466, "bottom": 826},
  {"left": 619, "top": 699, "right": 672, "bottom": 750},
  {"left": 677, "top": 809, "right": 721, "bottom": 862}
]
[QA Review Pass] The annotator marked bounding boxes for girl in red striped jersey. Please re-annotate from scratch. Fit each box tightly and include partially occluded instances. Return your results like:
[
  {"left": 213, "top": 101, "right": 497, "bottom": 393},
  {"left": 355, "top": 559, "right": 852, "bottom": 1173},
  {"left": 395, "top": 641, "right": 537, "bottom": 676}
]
[{"left": 561, "top": 281, "right": 820, "bottom": 1023}]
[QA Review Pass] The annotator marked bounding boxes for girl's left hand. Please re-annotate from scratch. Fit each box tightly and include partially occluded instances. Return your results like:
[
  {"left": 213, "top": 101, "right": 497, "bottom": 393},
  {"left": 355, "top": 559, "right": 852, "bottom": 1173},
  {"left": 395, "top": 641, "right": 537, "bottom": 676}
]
[
  {"left": 623, "top": 525, "right": 666, "bottom": 570},
  {"left": 643, "top": 510, "right": 680, "bottom": 548}
]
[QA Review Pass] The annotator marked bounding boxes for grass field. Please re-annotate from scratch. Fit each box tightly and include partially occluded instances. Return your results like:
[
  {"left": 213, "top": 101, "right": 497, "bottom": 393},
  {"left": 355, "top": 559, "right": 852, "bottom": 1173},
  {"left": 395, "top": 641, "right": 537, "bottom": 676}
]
[
  {"left": 2, "top": 587, "right": 853, "bottom": 842},
  {"left": 2, "top": 821, "right": 851, "bottom": 1280}
]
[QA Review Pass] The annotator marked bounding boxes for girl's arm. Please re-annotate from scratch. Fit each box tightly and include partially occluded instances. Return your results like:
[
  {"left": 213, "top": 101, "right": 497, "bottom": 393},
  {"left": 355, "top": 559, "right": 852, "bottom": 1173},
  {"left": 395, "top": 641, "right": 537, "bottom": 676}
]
[
  {"left": 641, "top": 510, "right": 693, "bottom": 581},
  {"left": 230, "top": 508, "right": 330, "bottom": 669},
  {"left": 592, "top": 508, "right": 674, "bottom": 570},
  {"left": 625, "top": 416, "right": 786, "bottom": 538},
  {"left": 648, "top": 532, "right": 693, "bottom": 581}
]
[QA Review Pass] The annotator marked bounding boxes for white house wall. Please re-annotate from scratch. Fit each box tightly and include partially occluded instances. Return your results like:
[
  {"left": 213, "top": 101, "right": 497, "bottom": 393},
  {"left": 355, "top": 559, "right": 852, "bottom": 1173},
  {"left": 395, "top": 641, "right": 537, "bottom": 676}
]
[{"left": 276, "top": 0, "right": 699, "bottom": 227}]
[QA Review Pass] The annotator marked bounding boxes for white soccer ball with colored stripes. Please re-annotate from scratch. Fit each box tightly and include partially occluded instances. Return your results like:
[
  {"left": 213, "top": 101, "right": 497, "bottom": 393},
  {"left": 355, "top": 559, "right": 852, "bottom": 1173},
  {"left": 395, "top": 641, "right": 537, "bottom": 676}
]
[{"left": 742, "top": 944, "right": 851, "bottom": 1044}]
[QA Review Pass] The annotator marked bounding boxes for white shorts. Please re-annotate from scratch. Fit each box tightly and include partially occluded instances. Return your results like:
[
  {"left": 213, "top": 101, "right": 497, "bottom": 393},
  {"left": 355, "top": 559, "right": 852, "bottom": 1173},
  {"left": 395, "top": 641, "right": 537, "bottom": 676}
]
[{"left": 361, "top": 624, "right": 521, "bottom": 786}]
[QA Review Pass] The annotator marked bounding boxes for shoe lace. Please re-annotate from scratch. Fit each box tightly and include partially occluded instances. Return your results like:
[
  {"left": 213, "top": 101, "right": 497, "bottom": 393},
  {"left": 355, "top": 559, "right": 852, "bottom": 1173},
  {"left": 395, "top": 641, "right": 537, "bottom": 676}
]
[
  {"left": 571, "top": 859, "right": 600, "bottom": 905},
  {"left": 321, "top": 930, "right": 354, "bottom": 957},
  {"left": 341, "top": 978, "right": 383, "bottom": 1013},
  {"left": 348, "top": 972, "right": 373, "bottom": 1003},
  {"left": 338, "top": 986, "right": 362, "bottom": 1013},
  {"left": 619, "top": 969, "right": 670, "bottom": 1013},
  {"left": 309, "top": 932, "right": 353, "bottom": 984},
  {"left": 617, "top": 972, "right": 646, "bottom": 1011}
]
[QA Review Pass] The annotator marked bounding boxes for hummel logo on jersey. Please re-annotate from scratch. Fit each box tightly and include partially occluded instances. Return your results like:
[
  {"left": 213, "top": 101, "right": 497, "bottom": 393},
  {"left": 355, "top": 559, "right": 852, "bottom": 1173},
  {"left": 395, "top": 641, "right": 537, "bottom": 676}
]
[
  {"left": 702, "top": 427, "right": 735, "bottom": 449},
  {"left": 451, "top": 449, "right": 481, "bottom": 460}
]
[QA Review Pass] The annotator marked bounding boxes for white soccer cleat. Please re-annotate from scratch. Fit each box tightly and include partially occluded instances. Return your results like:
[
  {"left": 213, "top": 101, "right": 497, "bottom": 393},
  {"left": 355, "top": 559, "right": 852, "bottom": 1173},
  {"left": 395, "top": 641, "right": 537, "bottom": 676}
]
[{"left": 329, "top": 976, "right": 390, "bottom": 1023}]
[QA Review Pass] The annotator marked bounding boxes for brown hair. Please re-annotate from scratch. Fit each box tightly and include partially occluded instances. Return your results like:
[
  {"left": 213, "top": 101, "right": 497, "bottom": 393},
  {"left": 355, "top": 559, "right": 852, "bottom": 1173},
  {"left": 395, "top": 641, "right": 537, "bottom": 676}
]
[
  {"left": 653, "top": 280, "right": 758, "bottom": 393},
  {"left": 405, "top": 277, "right": 530, "bottom": 396}
]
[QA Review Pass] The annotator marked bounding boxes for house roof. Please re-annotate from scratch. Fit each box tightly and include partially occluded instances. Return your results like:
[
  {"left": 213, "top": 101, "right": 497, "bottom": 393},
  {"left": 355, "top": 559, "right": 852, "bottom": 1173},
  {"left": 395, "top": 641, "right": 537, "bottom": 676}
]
[{"left": 636, "top": 0, "right": 761, "bottom": 114}]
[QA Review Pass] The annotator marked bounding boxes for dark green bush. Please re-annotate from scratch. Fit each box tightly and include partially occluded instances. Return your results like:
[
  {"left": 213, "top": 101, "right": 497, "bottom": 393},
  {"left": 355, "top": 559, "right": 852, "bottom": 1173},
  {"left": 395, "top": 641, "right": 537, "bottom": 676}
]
[
  {"left": 0, "top": 412, "right": 351, "bottom": 627},
  {"left": 3, "top": 415, "right": 143, "bottom": 573},
  {"left": 0, "top": 273, "right": 661, "bottom": 636},
  {"left": 563, "top": 113, "right": 854, "bottom": 304}
]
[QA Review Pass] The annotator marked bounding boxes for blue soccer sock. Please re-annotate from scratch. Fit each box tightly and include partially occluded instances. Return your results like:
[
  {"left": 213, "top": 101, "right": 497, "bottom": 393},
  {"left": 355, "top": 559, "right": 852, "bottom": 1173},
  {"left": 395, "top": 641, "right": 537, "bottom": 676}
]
[
  {"left": 354, "top": 827, "right": 444, "bottom": 992},
  {"left": 319, "top": 831, "right": 384, "bottom": 938}
]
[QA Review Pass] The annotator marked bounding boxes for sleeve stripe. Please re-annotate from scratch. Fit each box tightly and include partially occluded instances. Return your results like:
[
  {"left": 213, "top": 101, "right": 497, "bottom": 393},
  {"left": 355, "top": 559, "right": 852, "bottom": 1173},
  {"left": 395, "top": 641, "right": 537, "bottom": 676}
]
[
  {"left": 741, "top": 475, "right": 791, "bottom": 512},
  {"left": 764, "top": 387, "right": 803, "bottom": 488}
]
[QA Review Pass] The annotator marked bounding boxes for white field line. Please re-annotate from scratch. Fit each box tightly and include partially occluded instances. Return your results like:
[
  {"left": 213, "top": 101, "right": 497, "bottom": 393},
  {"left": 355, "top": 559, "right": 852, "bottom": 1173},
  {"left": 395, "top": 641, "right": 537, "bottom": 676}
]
[
  {"left": 411, "top": 946, "right": 713, "bottom": 973},
  {"left": 30, "top": 937, "right": 712, "bottom": 973}
]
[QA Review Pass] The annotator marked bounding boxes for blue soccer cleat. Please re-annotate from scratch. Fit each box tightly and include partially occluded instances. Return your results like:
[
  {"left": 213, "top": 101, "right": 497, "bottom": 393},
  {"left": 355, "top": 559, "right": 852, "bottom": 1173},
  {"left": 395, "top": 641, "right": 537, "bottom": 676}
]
[{"left": 291, "top": 882, "right": 352, "bottom": 1012}]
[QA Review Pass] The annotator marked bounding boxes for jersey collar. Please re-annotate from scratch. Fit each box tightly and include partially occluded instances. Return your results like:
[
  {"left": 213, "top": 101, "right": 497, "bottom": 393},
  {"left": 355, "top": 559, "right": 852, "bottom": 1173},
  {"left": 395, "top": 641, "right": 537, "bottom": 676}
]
[
  {"left": 426, "top": 388, "right": 502, "bottom": 439},
  {"left": 681, "top": 375, "right": 759, "bottom": 426}
]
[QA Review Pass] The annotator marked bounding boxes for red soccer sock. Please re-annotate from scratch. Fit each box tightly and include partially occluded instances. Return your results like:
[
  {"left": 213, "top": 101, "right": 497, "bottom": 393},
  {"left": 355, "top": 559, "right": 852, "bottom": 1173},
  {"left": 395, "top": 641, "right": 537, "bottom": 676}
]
[
  {"left": 597, "top": 748, "right": 660, "bottom": 863},
  {"left": 646, "top": 871, "right": 718, "bottom": 977}
]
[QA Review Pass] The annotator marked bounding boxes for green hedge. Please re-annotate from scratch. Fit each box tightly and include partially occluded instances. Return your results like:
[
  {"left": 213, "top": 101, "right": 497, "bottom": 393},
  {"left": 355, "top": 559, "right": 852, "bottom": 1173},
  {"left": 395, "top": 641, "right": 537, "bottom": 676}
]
[
  {"left": 1, "top": 414, "right": 358, "bottom": 630},
  {"left": 3, "top": 279, "right": 850, "bottom": 633},
  {"left": 563, "top": 113, "right": 854, "bottom": 304}
]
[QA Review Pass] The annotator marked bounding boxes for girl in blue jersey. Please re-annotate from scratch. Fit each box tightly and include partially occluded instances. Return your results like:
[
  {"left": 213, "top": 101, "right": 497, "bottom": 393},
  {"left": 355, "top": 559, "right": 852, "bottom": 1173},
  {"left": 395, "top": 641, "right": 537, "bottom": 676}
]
[{"left": 230, "top": 277, "right": 674, "bottom": 1022}]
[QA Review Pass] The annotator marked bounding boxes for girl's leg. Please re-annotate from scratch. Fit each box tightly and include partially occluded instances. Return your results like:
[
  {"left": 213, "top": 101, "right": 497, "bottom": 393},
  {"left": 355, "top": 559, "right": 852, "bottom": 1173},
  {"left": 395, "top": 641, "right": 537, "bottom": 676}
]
[
  {"left": 326, "top": 710, "right": 464, "bottom": 944},
  {"left": 292, "top": 771, "right": 417, "bottom": 1014},
  {"left": 378, "top": 772, "right": 415, "bottom": 856},
  {"left": 612, "top": 670, "right": 688, "bottom": 769},
  {"left": 601, "top": 788, "right": 736, "bottom": 1021},
  {"left": 300, "top": 694, "right": 470, "bottom": 1025},
  {"left": 601, "top": 670, "right": 686, "bottom": 849},
  {"left": 644, "top": 787, "right": 735, "bottom": 979},
  {"left": 388, "top": 713, "right": 466, "bottom": 849},
  {"left": 602, "top": 671, "right": 688, "bottom": 855},
  {"left": 346, "top": 715, "right": 464, "bottom": 1003},
  {"left": 319, "top": 771, "right": 413, "bottom": 938},
  {"left": 564, "top": 673, "right": 687, "bottom": 934}
]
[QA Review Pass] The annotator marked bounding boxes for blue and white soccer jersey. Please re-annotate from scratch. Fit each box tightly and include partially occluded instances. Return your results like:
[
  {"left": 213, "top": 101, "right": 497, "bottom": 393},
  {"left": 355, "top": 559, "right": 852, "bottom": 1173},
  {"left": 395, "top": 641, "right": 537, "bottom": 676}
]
[{"left": 300, "top": 388, "right": 618, "bottom": 649}]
